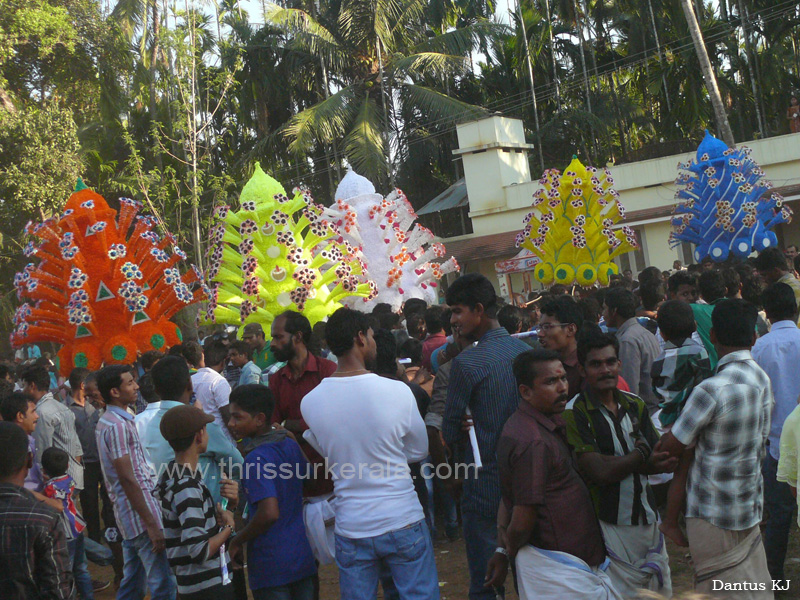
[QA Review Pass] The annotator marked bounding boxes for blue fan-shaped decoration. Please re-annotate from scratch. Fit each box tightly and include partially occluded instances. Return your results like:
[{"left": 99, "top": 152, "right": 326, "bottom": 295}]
[{"left": 669, "top": 131, "right": 792, "bottom": 262}]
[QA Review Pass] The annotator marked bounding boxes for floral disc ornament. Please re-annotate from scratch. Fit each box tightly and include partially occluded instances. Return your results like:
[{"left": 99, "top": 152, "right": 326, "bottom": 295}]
[
  {"left": 322, "top": 170, "right": 460, "bottom": 311},
  {"left": 11, "top": 179, "right": 203, "bottom": 375},
  {"left": 669, "top": 131, "right": 792, "bottom": 262},
  {"left": 515, "top": 157, "right": 639, "bottom": 287},
  {"left": 203, "top": 164, "right": 376, "bottom": 332}
]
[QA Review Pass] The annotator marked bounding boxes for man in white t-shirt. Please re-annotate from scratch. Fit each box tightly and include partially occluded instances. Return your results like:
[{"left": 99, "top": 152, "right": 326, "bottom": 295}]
[
  {"left": 301, "top": 308, "right": 439, "bottom": 600},
  {"left": 187, "top": 341, "right": 235, "bottom": 443}
]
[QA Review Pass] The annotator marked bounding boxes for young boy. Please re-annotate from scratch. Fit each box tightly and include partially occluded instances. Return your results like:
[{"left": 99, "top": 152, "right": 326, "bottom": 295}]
[
  {"left": 228, "top": 341, "right": 262, "bottom": 387},
  {"left": 227, "top": 384, "right": 316, "bottom": 599},
  {"left": 156, "top": 405, "right": 238, "bottom": 600},
  {"left": 41, "top": 447, "right": 93, "bottom": 600},
  {"left": 651, "top": 300, "right": 713, "bottom": 547}
]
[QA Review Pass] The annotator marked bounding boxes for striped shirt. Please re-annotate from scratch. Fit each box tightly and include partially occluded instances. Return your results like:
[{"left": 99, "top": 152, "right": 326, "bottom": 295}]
[
  {"left": 672, "top": 350, "right": 773, "bottom": 530},
  {"left": 95, "top": 405, "right": 162, "bottom": 540},
  {"left": 651, "top": 337, "right": 712, "bottom": 428},
  {"left": 564, "top": 389, "right": 660, "bottom": 526},
  {"left": 33, "top": 393, "right": 84, "bottom": 490},
  {"left": 156, "top": 463, "right": 231, "bottom": 596},
  {"left": 443, "top": 327, "right": 531, "bottom": 517}
]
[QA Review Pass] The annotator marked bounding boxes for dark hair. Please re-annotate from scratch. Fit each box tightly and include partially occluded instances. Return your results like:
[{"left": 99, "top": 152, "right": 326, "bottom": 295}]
[
  {"left": 0, "top": 363, "right": 15, "bottom": 381},
  {"left": 325, "top": 308, "right": 371, "bottom": 357},
  {"left": 279, "top": 311, "right": 314, "bottom": 353},
  {"left": 656, "top": 300, "right": 696, "bottom": 340},
  {"left": 150, "top": 355, "right": 191, "bottom": 400},
  {"left": 311, "top": 322, "right": 328, "bottom": 351},
  {"left": 41, "top": 447, "right": 69, "bottom": 478},
  {"left": 229, "top": 340, "right": 253, "bottom": 359},
  {"left": 445, "top": 273, "right": 498, "bottom": 318},
  {"left": 68, "top": 367, "right": 90, "bottom": 392},
  {"left": 96, "top": 365, "right": 134, "bottom": 403},
  {"left": 373, "top": 329, "right": 398, "bottom": 376},
  {"left": 540, "top": 296, "right": 584, "bottom": 331},
  {"left": 140, "top": 350, "right": 164, "bottom": 371},
  {"left": 167, "top": 344, "right": 184, "bottom": 357},
  {"left": 549, "top": 284, "right": 568, "bottom": 296},
  {"left": 229, "top": 384, "right": 274, "bottom": 419},
  {"left": 668, "top": 270, "right": 697, "bottom": 294},
  {"left": 762, "top": 282, "right": 798, "bottom": 323},
  {"left": 639, "top": 281, "right": 665, "bottom": 311},
  {"left": 711, "top": 299, "right": 758, "bottom": 347},
  {"left": 21, "top": 365, "right": 50, "bottom": 392},
  {"left": 577, "top": 330, "right": 620, "bottom": 366},
  {"left": 638, "top": 266, "right": 662, "bottom": 287},
  {"left": 440, "top": 308, "right": 453, "bottom": 336},
  {"left": 0, "top": 379, "right": 14, "bottom": 403},
  {"left": 372, "top": 302, "right": 393, "bottom": 316},
  {"left": 512, "top": 349, "right": 562, "bottom": 388},
  {"left": 138, "top": 373, "right": 160, "bottom": 404},
  {"left": 0, "top": 421, "right": 29, "bottom": 478},
  {"left": 498, "top": 304, "right": 525, "bottom": 335},
  {"left": 794, "top": 254, "right": 800, "bottom": 274},
  {"left": 402, "top": 299, "right": 427, "bottom": 321},
  {"left": 737, "top": 263, "right": 764, "bottom": 308},
  {"left": 398, "top": 338, "right": 423, "bottom": 366},
  {"left": 424, "top": 305, "right": 444, "bottom": 334},
  {"left": 698, "top": 270, "right": 726, "bottom": 303},
  {"left": 604, "top": 287, "right": 636, "bottom": 320},
  {"left": 721, "top": 267, "right": 741, "bottom": 298},
  {"left": 755, "top": 247, "right": 789, "bottom": 272},
  {"left": 577, "top": 297, "right": 602, "bottom": 325},
  {"left": 203, "top": 342, "right": 229, "bottom": 368},
  {"left": 378, "top": 311, "right": 400, "bottom": 330},
  {"left": 0, "top": 391, "right": 35, "bottom": 422},
  {"left": 180, "top": 341, "right": 203, "bottom": 368}
]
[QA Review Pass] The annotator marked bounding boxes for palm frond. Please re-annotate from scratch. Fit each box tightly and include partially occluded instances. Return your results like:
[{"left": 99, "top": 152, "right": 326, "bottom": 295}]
[
  {"left": 400, "top": 83, "right": 486, "bottom": 126},
  {"left": 391, "top": 52, "right": 468, "bottom": 79},
  {"left": 411, "top": 20, "right": 503, "bottom": 58},
  {"left": 284, "top": 85, "right": 360, "bottom": 151},
  {"left": 343, "top": 97, "right": 386, "bottom": 181},
  {"left": 266, "top": 5, "right": 352, "bottom": 72}
]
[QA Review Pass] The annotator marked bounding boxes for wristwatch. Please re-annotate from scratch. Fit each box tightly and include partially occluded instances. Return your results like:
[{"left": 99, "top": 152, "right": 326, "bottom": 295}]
[{"left": 495, "top": 547, "right": 508, "bottom": 557}]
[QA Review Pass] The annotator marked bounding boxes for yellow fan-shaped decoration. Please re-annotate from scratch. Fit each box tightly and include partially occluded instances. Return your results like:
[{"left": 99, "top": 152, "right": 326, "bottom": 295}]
[{"left": 515, "top": 157, "right": 639, "bottom": 287}]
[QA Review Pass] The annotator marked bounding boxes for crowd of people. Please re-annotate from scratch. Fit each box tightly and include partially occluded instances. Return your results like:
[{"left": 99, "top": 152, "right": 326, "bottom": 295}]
[{"left": 2, "top": 245, "right": 800, "bottom": 600}]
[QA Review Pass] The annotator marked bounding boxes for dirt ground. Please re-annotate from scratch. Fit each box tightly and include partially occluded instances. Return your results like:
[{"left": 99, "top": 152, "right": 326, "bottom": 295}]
[{"left": 87, "top": 519, "right": 800, "bottom": 599}]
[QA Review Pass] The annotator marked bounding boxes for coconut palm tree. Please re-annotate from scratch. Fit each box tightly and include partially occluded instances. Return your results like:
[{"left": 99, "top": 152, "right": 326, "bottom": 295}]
[{"left": 266, "top": 0, "right": 496, "bottom": 186}]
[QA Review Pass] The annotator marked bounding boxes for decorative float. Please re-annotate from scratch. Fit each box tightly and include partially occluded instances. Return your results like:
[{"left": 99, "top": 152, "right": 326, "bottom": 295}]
[
  {"left": 203, "top": 164, "right": 376, "bottom": 331},
  {"left": 669, "top": 131, "right": 792, "bottom": 262},
  {"left": 515, "top": 157, "right": 639, "bottom": 287},
  {"left": 322, "top": 170, "right": 459, "bottom": 311},
  {"left": 11, "top": 180, "right": 202, "bottom": 374}
]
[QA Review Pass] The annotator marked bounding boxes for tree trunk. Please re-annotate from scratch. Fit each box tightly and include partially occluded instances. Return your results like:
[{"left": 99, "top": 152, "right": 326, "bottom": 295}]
[
  {"left": 737, "top": 0, "right": 765, "bottom": 137},
  {"left": 680, "top": 0, "right": 735, "bottom": 147},
  {"left": 542, "top": 0, "right": 561, "bottom": 110},
  {"left": 516, "top": 0, "right": 545, "bottom": 173}
]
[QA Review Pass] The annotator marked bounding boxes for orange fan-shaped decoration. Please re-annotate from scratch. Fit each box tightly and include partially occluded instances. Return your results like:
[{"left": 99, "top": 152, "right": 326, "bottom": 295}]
[{"left": 11, "top": 181, "right": 204, "bottom": 375}]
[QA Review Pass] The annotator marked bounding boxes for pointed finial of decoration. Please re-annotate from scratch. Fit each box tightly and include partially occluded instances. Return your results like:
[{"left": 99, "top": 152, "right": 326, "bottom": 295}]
[{"left": 74, "top": 177, "right": 89, "bottom": 192}]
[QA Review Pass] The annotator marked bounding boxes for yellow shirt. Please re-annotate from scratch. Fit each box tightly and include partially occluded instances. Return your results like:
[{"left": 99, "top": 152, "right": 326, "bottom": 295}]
[{"left": 777, "top": 403, "right": 800, "bottom": 525}]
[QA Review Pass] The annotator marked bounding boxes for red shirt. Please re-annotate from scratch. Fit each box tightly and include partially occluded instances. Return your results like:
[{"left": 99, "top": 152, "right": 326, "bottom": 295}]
[
  {"left": 270, "top": 353, "right": 337, "bottom": 496},
  {"left": 421, "top": 332, "right": 448, "bottom": 371}
]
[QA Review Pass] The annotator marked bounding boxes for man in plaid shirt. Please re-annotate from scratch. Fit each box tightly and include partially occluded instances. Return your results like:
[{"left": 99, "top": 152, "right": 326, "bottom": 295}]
[{"left": 658, "top": 299, "right": 774, "bottom": 596}]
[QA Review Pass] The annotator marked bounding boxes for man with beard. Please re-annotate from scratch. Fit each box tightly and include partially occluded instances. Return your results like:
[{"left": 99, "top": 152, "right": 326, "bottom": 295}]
[
  {"left": 563, "top": 331, "right": 675, "bottom": 599},
  {"left": 489, "top": 350, "right": 619, "bottom": 600},
  {"left": 301, "top": 308, "right": 438, "bottom": 599},
  {"left": 269, "top": 310, "right": 336, "bottom": 498},
  {"left": 442, "top": 273, "right": 530, "bottom": 600}
]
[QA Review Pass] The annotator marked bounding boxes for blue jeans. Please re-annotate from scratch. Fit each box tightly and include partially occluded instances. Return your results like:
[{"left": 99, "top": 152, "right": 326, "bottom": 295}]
[
  {"left": 119, "top": 531, "right": 177, "bottom": 600},
  {"left": 763, "top": 453, "right": 797, "bottom": 580},
  {"left": 84, "top": 536, "right": 114, "bottom": 566},
  {"left": 335, "top": 520, "right": 439, "bottom": 600},
  {"left": 68, "top": 534, "right": 94, "bottom": 600},
  {"left": 462, "top": 508, "right": 503, "bottom": 600},
  {"left": 251, "top": 575, "right": 314, "bottom": 600}
]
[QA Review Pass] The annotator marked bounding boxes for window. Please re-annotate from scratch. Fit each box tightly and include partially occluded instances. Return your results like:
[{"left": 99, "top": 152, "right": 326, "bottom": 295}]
[{"left": 616, "top": 226, "right": 647, "bottom": 274}]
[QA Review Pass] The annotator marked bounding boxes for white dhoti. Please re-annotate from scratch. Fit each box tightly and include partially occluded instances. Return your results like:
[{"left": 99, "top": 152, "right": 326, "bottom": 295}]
[
  {"left": 302, "top": 492, "right": 336, "bottom": 565},
  {"left": 515, "top": 544, "right": 624, "bottom": 600},
  {"left": 600, "top": 520, "right": 672, "bottom": 599}
]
